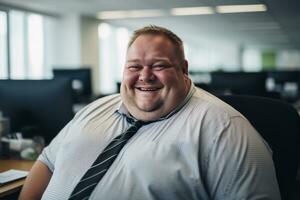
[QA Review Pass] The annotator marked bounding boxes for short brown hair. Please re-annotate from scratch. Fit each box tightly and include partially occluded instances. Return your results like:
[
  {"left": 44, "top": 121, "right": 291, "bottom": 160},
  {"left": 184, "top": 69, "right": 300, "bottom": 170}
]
[{"left": 128, "top": 25, "right": 185, "bottom": 61}]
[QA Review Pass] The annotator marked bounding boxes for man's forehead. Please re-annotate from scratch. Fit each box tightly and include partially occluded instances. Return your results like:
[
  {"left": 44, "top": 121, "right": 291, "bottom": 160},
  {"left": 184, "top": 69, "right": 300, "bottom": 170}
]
[
  {"left": 127, "top": 35, "right": 174, "bottom": 55},
  {"left": 131, "top": 34, "right": 172, "bottom": 46},
  {"left": 126, "top": 34, "right": 179, "bottom": 64}
]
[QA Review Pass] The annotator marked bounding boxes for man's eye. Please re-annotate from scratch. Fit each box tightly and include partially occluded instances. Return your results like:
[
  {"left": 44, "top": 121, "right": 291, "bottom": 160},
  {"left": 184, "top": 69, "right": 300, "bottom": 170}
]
[
  {"left": 153, "top": 65, "right": 167, "bottom": 70},
  {"left": 128, "top": 66, "right": 141, "bottom": 71}
]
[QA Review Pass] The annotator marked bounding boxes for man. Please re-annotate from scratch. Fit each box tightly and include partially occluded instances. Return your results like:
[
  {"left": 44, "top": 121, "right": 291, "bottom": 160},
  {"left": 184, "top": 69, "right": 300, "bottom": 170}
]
[{"left": 20, "top": 25, "right": 280, "bottom": 200}]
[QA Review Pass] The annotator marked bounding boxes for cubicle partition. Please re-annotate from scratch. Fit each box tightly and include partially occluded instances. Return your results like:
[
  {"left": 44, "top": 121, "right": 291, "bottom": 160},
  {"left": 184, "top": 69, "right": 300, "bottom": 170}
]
[{"left": 192, "top": 70, "right": 300, "bottom": 102}]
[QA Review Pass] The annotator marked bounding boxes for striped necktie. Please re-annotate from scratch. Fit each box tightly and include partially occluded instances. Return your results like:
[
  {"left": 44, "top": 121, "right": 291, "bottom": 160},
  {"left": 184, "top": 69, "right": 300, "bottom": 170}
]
[{"left": 68, "top": 119, "right": 146, "bottom": 200}]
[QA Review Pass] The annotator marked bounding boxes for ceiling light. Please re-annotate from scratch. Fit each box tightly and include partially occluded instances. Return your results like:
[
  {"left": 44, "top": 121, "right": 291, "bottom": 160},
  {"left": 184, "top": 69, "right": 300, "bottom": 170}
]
[
  {"left": 97, "top": 9, "right": 166, "bottom": 19},
  {"left": 171, "top": 7, "right": 214, "bottom": 16},
  {"left": 216, "top": 4, "right": 267, "bottom": 13}
]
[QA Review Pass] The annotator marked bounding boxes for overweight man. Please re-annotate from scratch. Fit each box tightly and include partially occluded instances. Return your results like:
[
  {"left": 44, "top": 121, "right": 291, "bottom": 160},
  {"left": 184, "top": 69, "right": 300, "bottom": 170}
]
[{"left": 19, "top": 25, "right": 281, "bottom": 200}]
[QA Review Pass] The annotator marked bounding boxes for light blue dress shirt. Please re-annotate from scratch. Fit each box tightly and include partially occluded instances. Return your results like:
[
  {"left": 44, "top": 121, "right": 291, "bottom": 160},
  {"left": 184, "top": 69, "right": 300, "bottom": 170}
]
[{"left": 39, "top": 84, "right": 281, "bottom": 200}]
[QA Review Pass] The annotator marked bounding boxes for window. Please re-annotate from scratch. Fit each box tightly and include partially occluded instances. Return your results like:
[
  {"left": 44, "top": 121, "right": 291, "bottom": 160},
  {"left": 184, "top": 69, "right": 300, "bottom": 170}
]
[
  {"left": 9, "top": 11, "right": 45, "bottom": 79},
  {"left": 0, "top": 10, "right": 8, "bottom": 79},
  {"left": 27, "top": 14, "right": 44, "bottom": 79},
  {"left": 242, "top": 48, "right": 262, "bottom": 71},
  {"left": 9, "top": 10, "right": 26, "bottom": 79},
  {"left": 1, "top": 9, "right": 51, "bottom": 80},
  {"left": 98, "top": 23, "right": 130, "bottom": 94}
]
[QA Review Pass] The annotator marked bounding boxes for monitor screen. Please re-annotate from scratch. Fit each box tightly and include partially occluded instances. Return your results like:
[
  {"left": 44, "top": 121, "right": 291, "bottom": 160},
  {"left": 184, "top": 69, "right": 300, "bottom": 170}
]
[
  {"left": 53, "top": 68, "right": 92, "bottom": 103},
  {"left": 210, "top": 72, "right": 267, "bottom": 96},
  {"left": 0, "top": 79, "right": 74, "bottom": 144}
]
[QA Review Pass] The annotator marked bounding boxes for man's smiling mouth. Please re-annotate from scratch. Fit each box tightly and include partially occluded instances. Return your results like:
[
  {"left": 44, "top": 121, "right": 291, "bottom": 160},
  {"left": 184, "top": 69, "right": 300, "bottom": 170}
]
[{"left": 136, "top": 87, "right": 160, "bottom": 91}]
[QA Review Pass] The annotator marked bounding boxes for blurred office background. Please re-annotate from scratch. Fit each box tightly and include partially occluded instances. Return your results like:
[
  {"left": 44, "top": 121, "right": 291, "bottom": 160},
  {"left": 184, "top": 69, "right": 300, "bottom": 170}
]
[
  {"left": 0, "top": 0, "right": 300, "bottom": 139},
  {"left": 0, "top": 1, "right": 300, "bottom": 199},
  {"left": 0, "top": 0, "right": 300, "bottom": 95}
]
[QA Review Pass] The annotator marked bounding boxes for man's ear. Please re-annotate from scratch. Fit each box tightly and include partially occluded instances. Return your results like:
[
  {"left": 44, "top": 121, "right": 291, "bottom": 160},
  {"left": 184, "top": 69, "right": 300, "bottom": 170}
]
[{"left": 182, "top": 60, "right": 189, "bottom": 75}]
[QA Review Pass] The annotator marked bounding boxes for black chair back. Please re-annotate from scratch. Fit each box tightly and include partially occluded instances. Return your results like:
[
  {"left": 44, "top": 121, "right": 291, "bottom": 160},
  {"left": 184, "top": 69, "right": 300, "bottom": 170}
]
[{"left": 218, "top": 95, "right": 300, "bottom": 200}]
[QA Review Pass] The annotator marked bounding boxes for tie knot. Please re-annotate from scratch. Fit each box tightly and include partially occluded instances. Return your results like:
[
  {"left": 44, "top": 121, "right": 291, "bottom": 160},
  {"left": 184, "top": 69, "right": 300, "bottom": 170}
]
[
  {"left": 126, "top": 117, "right": 148, "bottom": 126},
  {"left": 133, "top": 120, "right": 146, "bottom": 128}
]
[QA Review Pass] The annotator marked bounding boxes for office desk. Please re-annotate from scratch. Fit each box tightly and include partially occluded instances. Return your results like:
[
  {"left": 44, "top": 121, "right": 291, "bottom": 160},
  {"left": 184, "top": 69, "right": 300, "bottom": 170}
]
[{"left": 0, "top": 159, "right": 34, "bottom": 198}]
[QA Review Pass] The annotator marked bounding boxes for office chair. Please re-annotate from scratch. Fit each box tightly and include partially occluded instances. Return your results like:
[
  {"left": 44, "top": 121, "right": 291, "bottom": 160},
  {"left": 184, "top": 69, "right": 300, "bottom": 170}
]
[{"left": 218, "top": 95, "right": 300, "bottom": 200}]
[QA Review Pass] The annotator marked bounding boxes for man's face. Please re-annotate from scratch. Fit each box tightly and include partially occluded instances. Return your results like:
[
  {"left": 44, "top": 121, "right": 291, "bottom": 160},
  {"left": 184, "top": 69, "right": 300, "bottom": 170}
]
[{"left": 121, "top": 34, "right": 190, "bottom": 121}]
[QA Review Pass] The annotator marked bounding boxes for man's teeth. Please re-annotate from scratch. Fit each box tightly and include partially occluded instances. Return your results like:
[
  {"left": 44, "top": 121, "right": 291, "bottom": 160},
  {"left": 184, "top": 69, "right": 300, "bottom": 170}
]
[{"left": 139, "top": 88, "right": 157, "bottom": 91}]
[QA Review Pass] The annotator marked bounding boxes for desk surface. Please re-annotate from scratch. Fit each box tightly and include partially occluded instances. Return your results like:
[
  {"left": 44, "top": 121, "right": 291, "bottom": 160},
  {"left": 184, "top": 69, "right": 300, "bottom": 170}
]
[{"left": 0, "top": 159, "right": 35, "bottom": 198}]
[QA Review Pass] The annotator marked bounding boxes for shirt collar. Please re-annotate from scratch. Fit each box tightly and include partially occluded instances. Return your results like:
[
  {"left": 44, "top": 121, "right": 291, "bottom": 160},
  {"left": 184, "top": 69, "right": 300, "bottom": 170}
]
[{"left": 116, "top": 82, "right": 196, "bottom": 122}]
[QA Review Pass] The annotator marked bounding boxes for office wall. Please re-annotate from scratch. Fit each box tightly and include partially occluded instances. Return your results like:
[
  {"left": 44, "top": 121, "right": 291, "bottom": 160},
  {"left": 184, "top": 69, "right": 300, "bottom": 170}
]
[
  {"left": 47, "top": 14, "right": 102, "bottom": 95},
  {"left": 186, "top": 41, "right": 241, "bottom": 72},
  {"left": 80, "top": 16, "right": 100, "bottom": 95},
  {"left": 44, "top": 14, "right": 300, "bottom": 95}
]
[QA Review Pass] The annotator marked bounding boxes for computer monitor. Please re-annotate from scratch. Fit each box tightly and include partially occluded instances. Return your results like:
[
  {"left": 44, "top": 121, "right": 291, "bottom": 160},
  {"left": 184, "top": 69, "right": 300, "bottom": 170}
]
[
  {"left": 267, "top": 70, "right": 300, "bottom": 92},
  {"left": 53, "top": 68, "right": 92, "bottom": 103},
  {"left": 210, "top": 72, "right": 267, "bottom": 96},
  {"left": 267, "top": 70, "right": 300, "bottom": 101},
  {"left": 0, "top": 79, "right": 74, "bottom": 144},
  {"left": 267, "top": 70, "right": 299, "bottom": 85}
]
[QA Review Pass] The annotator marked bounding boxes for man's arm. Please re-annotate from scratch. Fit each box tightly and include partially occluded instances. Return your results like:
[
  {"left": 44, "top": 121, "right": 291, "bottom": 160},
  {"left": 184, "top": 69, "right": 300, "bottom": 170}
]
[
  {"left": 204, "top": 117, "right": 281, "bottom": 199},
  {"left": 19, "top": 160, "right": 52, "bottom": 200}
]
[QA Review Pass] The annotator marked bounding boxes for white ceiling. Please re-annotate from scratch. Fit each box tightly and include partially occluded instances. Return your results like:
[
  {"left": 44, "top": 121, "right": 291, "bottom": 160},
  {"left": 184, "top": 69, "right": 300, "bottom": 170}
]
[{"left": 1, "top": 0, "right": 300, "bottom": 49}]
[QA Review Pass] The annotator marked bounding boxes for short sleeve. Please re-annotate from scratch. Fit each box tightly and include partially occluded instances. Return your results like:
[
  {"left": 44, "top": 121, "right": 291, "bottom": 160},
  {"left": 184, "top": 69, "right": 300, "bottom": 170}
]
[{"left": 204, "top": 116, "right": 281, "bottom": 200}]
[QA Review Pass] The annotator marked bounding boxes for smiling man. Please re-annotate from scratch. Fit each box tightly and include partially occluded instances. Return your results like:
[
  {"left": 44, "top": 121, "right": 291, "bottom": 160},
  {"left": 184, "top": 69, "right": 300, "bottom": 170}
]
[
  {"left": 20, "top": 25, "right": 280, "bottom": 200},
  {"left": 121, "top": 32, "right": 190, "bottom": 121}
]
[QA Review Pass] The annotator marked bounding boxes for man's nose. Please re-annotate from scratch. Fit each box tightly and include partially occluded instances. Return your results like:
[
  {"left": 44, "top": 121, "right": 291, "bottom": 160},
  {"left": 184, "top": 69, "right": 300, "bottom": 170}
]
[{"left": 139, "top": 67, "right": 155, "bottom": 82}]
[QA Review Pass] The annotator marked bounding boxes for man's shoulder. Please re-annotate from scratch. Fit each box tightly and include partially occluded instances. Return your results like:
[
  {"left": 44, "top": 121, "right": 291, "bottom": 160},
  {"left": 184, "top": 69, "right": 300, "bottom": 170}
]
[
  {"left": 87, "top": 93, "right": 121, "bottom": 109},
  {"left": 74, "top": 94, "right": 121, "bottom": 119},
  {"left": 93, "top": 93, "right": 121, "bottom": 104},
  {"left": 191, "top": 87, "right": 245, "bottom": 120}
]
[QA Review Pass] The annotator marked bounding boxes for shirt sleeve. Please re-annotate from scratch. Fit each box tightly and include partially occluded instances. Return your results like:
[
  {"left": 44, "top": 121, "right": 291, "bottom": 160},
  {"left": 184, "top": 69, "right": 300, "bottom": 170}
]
[{"left": 203, "top": 116, "right": 281, "bottom": 200}]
